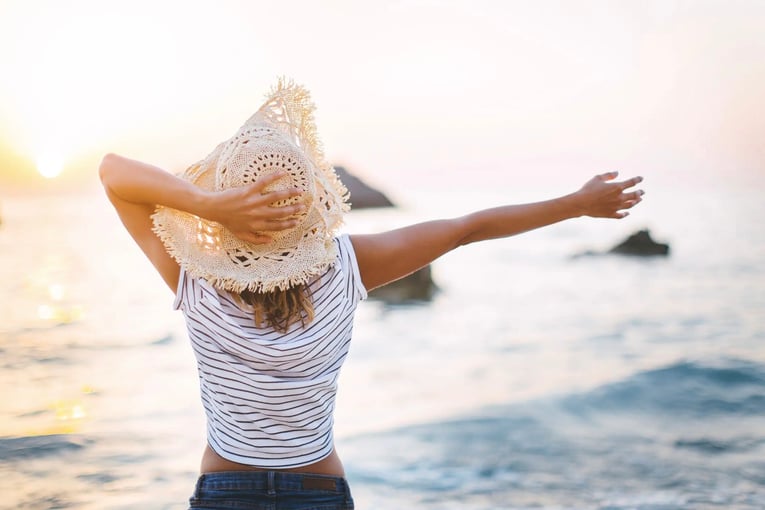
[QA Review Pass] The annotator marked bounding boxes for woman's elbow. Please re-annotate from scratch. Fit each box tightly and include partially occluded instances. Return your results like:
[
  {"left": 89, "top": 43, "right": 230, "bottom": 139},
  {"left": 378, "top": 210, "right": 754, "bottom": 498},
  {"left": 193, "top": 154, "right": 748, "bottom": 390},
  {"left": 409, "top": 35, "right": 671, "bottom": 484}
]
[
  {"left": 454, "top": 214, "right": 481, "bottom": 247},
  {"left": 98, "top": 153, "right": 120, "bottom": 185}
]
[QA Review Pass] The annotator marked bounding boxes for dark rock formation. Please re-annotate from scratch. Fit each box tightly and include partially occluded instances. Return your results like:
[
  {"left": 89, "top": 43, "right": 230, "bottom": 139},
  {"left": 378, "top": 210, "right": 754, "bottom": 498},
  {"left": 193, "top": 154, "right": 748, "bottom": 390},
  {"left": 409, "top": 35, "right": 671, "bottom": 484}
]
[
  {"left": 608, "top": 229, "right": 670, "bottom": 256},
  {"left": 368, "top": 266, "right": 438, "bottom": 303},
  {"left": 572, "top": 229, "right": 670, "bottom": 258},
  {"left": 334, "top": 166, "right": 394, "bottom": 209},
  {"left": 335, "top": 165, "right": 437, "bottom": 303}
]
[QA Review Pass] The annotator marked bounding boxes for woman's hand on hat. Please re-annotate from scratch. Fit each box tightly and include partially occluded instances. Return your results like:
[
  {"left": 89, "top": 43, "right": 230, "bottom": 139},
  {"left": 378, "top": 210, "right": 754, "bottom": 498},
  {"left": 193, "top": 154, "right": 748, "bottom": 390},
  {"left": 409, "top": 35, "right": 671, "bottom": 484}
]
[
  {"left": 204, "top": 171, "right": 305, "bottom": 244},
  {"left": 572, "top": 171, "right": 644, "bottom": 219}
]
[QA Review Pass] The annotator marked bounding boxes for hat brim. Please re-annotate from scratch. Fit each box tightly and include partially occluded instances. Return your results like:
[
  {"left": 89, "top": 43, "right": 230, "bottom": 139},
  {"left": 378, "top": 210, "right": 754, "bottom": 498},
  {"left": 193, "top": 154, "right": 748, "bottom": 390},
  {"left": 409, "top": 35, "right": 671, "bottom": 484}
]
[{"left": 151, "top": 78, "right": 349, "bottom": 293}]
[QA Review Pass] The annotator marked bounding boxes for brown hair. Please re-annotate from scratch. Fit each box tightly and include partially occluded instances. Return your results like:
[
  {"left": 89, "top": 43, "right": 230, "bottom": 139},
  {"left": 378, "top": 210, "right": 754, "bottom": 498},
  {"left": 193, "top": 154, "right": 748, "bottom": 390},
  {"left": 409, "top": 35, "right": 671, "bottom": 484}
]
[{"left": 237, "top": 285, "right": 315, "bottom": 333}]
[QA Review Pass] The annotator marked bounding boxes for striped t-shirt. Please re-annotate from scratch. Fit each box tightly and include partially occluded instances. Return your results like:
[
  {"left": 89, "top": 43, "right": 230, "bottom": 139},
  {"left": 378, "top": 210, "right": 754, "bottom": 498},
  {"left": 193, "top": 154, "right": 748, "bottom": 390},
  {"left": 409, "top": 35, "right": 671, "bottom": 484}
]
[{"left": 173, "top": 234, "right": 367, "bottom": 468}]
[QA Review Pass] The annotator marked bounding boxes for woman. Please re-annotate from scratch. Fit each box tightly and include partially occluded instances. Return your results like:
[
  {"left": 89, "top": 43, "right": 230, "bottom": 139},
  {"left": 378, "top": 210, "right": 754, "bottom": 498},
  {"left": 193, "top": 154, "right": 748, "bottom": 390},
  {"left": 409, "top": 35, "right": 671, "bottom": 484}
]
[{"left": 99, "top": 79, "right": 643, "bottom": 510}]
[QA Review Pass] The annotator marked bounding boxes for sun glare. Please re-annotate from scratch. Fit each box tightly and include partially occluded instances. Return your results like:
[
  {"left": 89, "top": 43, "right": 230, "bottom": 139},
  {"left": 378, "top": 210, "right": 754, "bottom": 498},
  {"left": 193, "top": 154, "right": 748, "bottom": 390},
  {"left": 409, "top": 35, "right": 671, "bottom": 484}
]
[
  {"left": 0, "top": 3, "right": 211, "bottom": 182},
  {"left": 36, "top": 153, "right": 64, "bottom": 179}
]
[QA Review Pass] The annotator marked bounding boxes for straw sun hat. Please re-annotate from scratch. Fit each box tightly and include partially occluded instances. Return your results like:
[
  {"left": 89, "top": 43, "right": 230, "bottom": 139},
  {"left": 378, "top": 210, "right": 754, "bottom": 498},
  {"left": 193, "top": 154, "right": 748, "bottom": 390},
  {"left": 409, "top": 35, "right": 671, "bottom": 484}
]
[{"left": 152, "top": 78, "right": 350, "bottom": 293}]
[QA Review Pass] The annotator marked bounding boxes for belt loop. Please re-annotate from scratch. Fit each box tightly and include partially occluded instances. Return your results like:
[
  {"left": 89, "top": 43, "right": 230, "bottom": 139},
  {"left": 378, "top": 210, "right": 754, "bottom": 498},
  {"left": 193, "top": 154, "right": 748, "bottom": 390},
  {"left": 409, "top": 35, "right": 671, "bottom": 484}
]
[
  {"left": 194, "top": 474, "right": 206, "bottom": 498},
  {"left": 344, "top": 478, "right": 354, "bottom": 508},
  {"left": 267, "top": 471, "right": 276, "bottom": 496}
]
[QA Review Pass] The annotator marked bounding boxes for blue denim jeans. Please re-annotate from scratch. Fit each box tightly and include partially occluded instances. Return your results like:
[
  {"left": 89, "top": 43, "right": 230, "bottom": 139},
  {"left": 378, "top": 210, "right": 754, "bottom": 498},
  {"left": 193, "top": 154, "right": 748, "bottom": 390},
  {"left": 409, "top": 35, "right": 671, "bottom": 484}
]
[{"left": 188, "top": 471, "right": 355, "bottom": 510}]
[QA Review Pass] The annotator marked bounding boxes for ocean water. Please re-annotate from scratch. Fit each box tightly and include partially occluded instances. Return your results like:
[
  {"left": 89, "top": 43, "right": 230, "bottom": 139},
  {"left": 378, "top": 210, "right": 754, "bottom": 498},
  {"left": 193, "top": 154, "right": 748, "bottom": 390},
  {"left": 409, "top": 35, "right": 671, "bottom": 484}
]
[{"left": 1, "top": 174, "right": 764, "bottom": 509}]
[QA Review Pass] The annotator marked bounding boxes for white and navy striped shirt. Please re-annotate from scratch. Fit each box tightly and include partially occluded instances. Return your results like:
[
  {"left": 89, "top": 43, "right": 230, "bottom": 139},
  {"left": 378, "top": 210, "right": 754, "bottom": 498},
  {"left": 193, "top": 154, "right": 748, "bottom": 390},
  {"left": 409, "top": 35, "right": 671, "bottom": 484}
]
[{"left": 173, "top": 234, "right": 367, "bottom": 468}]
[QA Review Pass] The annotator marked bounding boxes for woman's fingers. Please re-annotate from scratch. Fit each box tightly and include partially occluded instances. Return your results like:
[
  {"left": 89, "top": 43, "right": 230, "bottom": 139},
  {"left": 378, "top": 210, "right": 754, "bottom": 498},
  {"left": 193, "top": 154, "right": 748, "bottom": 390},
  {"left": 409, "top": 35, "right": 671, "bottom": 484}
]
[
  {"left": 250, "top": 171, "right": 290, "bottom": 192},
  {"left": 231, "top": 217, "right": 299, "bottom": 244},
  {"left": 577, "top": 172, "right": 644, "bottom": 219},
  {"left": 263, "top": 218, "right": 301, "bottom": 230},
  {"left": 622, "top": 190, "right": 645, "bottom": 201},
  {"left": 597, "top": 171, "right": 619, "bottom": 181},
  {"left": 241, "top": 172, "right": 303, "bottom": 204},
  {"left": 258, "top": 203, "right": 306, "bottom": 219},
  {"left": 243, "top": 185, "right": 301, "bottom": 204},
  {"left": 259, "top": 187, "right": 304, "bottom": 204},
  {"left": 243, "top": 217, "right": 300, "bottom": 232},
  {"left": 618, "top": 176, "right": 644, "bottom": 191},
  {"left": 236, "top": 219, "right": 299, "bottom": 244}
]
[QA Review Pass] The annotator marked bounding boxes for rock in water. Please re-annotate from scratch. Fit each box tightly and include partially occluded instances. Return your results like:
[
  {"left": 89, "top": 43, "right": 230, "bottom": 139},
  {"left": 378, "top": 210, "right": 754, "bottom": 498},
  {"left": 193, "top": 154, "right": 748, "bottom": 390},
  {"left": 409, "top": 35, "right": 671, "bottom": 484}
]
[
  {"left": 334, "top": 166, "right": 394, "bottom": 209},
  {"left": 335, "top": 165, "right": 437, "bottom": 302},
  {"left": 608, "top": 229, "right": 670, "bottom": 256},
  {"left": 368, "top": 266, "right": 438, "bottom": 303}
]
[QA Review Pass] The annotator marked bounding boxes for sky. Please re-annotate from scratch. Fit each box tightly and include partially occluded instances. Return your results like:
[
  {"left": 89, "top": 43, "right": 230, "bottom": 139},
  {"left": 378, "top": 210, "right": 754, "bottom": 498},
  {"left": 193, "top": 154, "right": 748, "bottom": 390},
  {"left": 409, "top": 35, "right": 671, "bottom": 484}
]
[{"left": 0, "top": 0, "right": 763, "bottom": 192}]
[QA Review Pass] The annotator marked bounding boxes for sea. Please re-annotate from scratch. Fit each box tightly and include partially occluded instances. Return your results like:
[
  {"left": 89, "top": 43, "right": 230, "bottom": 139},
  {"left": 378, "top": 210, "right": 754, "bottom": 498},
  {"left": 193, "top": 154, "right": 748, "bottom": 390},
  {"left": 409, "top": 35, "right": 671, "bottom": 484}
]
[{"left": 1, "top": 170, "right": 764, "bottom": 509}]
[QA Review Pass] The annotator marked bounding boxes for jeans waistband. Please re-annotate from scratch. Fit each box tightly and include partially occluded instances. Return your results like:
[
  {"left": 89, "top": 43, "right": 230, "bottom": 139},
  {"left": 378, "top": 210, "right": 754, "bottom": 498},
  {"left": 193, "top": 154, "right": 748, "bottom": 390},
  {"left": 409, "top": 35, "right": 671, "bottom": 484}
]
[{"left": 194, "top": 471, "right": 349, "bottom": 495}]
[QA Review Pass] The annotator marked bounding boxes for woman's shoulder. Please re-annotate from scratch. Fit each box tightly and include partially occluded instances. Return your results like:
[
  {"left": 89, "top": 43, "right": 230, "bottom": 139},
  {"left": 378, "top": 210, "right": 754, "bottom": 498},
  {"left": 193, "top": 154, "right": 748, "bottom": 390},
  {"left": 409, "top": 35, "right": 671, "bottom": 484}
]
[{"left": 331, "top": 234, "right": 367, "bottom": 303}]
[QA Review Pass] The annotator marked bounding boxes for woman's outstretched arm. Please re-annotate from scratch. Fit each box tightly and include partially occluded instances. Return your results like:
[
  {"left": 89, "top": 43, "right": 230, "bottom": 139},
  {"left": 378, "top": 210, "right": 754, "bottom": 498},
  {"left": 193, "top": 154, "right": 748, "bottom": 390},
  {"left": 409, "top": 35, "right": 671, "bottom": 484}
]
[
  {"left": 99, "top": 154, "right": 303, "bottom": 291},
  {"left": 350, "top": 172, "right": 644, "bottom": 291}
]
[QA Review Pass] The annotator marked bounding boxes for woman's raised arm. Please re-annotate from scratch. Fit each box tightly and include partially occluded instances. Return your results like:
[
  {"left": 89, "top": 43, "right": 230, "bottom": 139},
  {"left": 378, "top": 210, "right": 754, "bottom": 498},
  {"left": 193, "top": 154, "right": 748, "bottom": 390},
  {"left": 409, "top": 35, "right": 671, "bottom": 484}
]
[
  {"left": 350, "top": 172, "right": 644, "bottom": 292},
  {"left": 98, "top": 154, "right": 303, "bottom": 291}
]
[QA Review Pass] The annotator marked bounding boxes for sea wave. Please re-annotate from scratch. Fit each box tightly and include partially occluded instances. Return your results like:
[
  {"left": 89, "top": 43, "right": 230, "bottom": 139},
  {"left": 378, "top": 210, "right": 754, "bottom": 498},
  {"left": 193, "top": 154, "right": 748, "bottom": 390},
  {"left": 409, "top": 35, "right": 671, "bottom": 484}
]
[
  {"left": 673, "top": 437, "right": 765, "bottom": 454},
  {"left": 560, "top": 358, "right": 765, "bottom": 418},
  {"left": 343, "top": 358, "right": 765, "bottom": 509},
  {"left": 0, "top": 434, "right": 93, "bottom": 461}
]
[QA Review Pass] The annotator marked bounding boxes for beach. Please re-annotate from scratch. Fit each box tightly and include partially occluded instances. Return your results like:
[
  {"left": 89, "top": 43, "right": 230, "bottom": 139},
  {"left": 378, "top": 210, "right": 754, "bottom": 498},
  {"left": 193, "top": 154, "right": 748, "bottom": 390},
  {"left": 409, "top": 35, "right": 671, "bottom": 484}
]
[
  {"left": 2, "top": 0, "right": 764, "bottom": 507},
  {"left": 1, "top": 172, "right": 764, "bottom": 509}
]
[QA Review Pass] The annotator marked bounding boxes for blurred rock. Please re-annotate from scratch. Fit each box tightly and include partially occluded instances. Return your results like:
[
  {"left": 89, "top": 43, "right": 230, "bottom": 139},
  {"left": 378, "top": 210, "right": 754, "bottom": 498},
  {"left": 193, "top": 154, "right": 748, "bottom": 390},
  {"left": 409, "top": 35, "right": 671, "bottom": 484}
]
[
  {"left": 334, "top": 165, "right": 394, "bottom": 209},
  {"left": 572, "top": 229, "right": 670, "bottom": 258},
  {"left": 335, "top": 165, "right": 436, "bottom": 303},
  {"left": 368, "top": 266, "right": 438, "bottom": 303},
  {"left": 608, "top": 229, "right": 670, "bottom": 256}
]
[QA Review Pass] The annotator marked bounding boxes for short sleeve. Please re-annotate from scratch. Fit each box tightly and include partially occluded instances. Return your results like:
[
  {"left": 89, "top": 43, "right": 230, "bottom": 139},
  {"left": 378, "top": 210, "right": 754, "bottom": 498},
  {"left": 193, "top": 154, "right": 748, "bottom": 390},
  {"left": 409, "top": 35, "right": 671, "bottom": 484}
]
[
  {"left": 173, "top": 268, "right": 188, "bottom": 311},
  {"left": 336, "top": 234, "right": 367, "bottom": 305}
]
